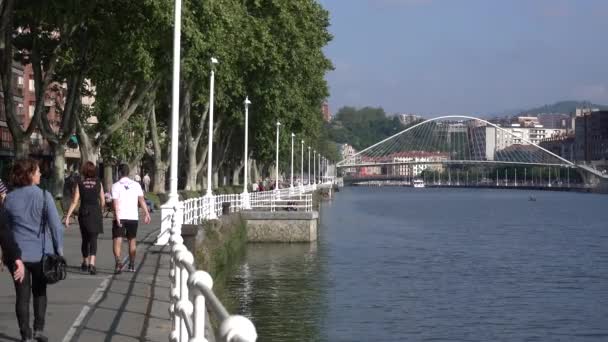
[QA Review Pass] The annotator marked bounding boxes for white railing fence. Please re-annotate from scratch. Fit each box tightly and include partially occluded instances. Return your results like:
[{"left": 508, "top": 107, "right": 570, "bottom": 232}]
[
  {"left": 166, "top": 180, "right": 335, "bottom": 342},
  {"left": 169, "top": 208, "right": 257, "bottom": 342}
]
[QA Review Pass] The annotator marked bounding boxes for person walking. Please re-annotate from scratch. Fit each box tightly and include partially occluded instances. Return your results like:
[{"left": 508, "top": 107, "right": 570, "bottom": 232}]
[
  {"left": 111, "top": 164, "right": 150, "bottom": 274},
  {"left": 3, "top": 159, "right": 63, "bottom": 342},
  {"left": 143, "top": 173, "right": 151, "bottom": 193},
  {"left": 64, "top": 161, "right": 105, "bottom": 275}
]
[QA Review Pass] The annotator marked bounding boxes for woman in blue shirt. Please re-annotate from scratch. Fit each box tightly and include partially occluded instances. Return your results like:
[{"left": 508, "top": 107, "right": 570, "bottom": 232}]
[{"left": 4, "top": 159, "right": 63, "bottom": 342}]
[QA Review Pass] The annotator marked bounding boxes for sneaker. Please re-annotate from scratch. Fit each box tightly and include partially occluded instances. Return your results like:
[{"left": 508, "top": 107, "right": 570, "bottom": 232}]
[
  {"left": 33, "top": 331, "right": 48, "bottom": 342},
  {"left": 80, "top": 262, "right": 88, "bottom": 272},
  {"left": 114, "top": 262, "right": 123, "bottom": 275},
  {"left": 127, "top": 263, "right": 135, "bottom": 272},
  {"left": 89, "top": 265, "right": 97, "bottom": 275}
]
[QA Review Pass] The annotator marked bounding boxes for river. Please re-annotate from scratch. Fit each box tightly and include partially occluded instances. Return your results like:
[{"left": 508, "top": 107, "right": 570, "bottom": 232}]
[{"left": 225, "top": 187, "right": 608, "bottom": 341}]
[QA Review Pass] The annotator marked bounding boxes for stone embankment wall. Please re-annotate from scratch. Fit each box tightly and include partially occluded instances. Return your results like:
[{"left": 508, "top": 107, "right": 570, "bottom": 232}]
[{"left": 241, "top": 211, "right": 319, "bottom": 242}]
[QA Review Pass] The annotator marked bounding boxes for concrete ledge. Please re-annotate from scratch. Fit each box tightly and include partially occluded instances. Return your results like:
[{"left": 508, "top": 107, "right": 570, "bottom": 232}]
[{"left": 240, "top": 211, "right": 319, "bottom": 243}]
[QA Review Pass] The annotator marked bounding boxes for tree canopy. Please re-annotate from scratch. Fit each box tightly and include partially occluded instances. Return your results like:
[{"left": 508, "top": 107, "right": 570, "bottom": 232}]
[{"left": 327, "top": 106, "right": 402, "bottom": 151}]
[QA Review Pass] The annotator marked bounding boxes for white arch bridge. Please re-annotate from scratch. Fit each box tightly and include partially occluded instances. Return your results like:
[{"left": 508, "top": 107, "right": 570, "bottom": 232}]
[{"left": 336, "top": 116, "right": 607, "bottom": 188}]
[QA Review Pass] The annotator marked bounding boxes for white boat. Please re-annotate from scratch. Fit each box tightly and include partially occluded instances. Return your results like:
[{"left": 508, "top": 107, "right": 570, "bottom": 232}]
[{"left": 413, "top": 179, "right": 425, "bottom": 188}]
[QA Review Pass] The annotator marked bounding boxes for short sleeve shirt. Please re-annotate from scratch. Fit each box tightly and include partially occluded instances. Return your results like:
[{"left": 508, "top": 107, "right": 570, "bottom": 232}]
[{"left": 111, "top": 177, "right": 144, "bottom": 220}]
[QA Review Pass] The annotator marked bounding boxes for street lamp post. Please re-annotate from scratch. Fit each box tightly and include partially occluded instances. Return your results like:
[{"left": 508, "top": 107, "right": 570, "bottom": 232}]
[
  {"left": 290, "top": 133, "right": 294, "bottom": 190},
  {"left": 275, "top": 121, "right": 281, "bottom": 194},
  {"left": 241, "top": 97, "right": 251, "bottom": 209},
  {"left": 323, "top": 156, "right": 325, "bottom": 183},
  {"left": 308, "top": 146, "right": 311, "bottom": 186},
  {"left": 157, "top": 0, "right": 183, "bottom": 245},
  {"left": 318, "top": 154, "right": 321, "bottom": 184},
  {"left": 204, "top": 57, "right": 219, "bottom": 219},
  {"left": 313, "top": 150, "right": 316, "bottom": 187},
  {"left": 301, "top": 140, "right": 304, "bottom": 190}
]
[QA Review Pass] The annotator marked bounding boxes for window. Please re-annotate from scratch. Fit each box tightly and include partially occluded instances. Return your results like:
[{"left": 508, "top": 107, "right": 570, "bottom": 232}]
[
  {"left": 17, "top": 76, "right": 23, "bottom": 88},
  {"left": 29, "top": 104, "right": 35, "bottom": 118},
  {"left": 29, "top": 79, "right": 35, "bottom": 92}
]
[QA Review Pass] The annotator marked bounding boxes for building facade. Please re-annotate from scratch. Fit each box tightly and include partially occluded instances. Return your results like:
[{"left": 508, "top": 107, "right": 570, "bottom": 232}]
[
  {"left": 539, "top": 135, "right": 575, "bottom": 161},
  {"left": 470, "top": 124, "right": 566, "bottom": 161},
  {"left": 575, "top": 110, "right": 608, "bottom": 162},
  {"left": 399, "top": 113, "right": 423, "bottom": 126}
]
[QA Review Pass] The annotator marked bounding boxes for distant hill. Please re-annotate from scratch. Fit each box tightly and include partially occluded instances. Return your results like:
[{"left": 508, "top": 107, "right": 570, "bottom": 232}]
[{"left": 518, "top": 101, "right": 608, "bottom": 116}]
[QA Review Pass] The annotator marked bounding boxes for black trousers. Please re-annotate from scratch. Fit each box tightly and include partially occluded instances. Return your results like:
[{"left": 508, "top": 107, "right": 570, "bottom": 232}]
[
  {"left": 11, "top": 261, "right": 47, "bottom": 339},
  {"left": 80, "top": 226, "right": 99, "bottom": 258}
]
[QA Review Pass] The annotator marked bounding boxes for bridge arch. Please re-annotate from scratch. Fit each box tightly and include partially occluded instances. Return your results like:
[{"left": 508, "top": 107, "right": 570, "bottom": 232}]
[{"left": 337, "top": 115, "right": 576, "bottom": 168}]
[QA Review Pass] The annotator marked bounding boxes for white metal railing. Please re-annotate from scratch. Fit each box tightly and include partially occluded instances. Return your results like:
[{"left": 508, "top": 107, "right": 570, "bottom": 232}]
[
  {"left": 249, "top": 193, "right": 313, "bottom": 212},
  {"left": 168, "top": 208, "right": 257, "bottom": 342},
  {"left": 181, "top": 183, "right": 327, "bottom": 224}
]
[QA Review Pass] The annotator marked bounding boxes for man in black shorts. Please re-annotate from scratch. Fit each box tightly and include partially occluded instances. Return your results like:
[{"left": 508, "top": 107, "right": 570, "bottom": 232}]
[{"left": 111, "top": 164, "right": 151, "bottom": 274}]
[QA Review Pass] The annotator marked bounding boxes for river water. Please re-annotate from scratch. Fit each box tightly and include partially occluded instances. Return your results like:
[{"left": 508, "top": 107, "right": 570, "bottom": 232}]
[{"left": 225, "top": 187, "right": 608, "bottom": 341}]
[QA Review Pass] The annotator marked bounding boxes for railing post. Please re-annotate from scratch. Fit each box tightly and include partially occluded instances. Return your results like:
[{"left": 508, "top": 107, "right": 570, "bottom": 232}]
[
  {"left": 190, "top": 271, "right": 214, "bottom": 342},
  {"left": 176, "top": 250, "right": 194, "bottom": 341},
  {"left": 170, "top": 242, "right": 186, "bottom": 341}
]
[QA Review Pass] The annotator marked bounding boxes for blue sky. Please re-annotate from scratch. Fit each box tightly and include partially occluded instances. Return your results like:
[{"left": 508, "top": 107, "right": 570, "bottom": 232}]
[{"left": 317, "top": 0, "right": 608, "bottom": 116}]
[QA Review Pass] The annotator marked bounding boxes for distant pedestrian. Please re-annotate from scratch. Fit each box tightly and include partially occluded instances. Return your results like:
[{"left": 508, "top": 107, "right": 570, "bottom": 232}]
[
  {"left": 143, "top": 173, "right": 151, "bottom": 193},
  {"left": 64, "top": 161, "right": 105, "bottom": 275},
  {"left": 134, "top": 173, "right": 141, "bottom": 185},
  {"left": 111, "top": 164, "right": 150, "bottom": 274},
  {"left": 3, "top": 159, "right": 63, "bottom": 342}
]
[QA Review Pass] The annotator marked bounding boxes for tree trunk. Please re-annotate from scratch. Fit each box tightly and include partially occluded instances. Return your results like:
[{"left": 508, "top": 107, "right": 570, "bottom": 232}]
[
  {"left": 14, "top": 141, "right": 30, "bottom": 159},
  {"left": 232, "top": 161, "right": 244, "bottom": 186},
  {"left": 148, "top": 103, "right": 168, "bottom": 194},
  {"left": 76, "top": 119, "right": 99, "bottom": 164},
  {"left": 212, "top": 169, "right": 219, "bottom": 189},
  {"left": 251, "top": 159, "right": 259, "bottom": 184},
  {"left": 152, "top": 162, "right": 167, "bottom": 193},
  {"left": 50, "top": 143, "right": 66, "bottom": 196},
  {"left": 184, "top": 145, "right": 199, "bottom": 191},
  {"left": 181, "top": 83, "right": 209, "bottom": 192},
  {"left": 103, "top": 163, "right": 113, "bottom": 192}
]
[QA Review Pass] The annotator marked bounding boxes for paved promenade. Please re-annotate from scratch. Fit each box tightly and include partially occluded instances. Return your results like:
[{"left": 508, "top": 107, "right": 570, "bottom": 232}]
[{"left": 0, "top": 212, "right": 173, "bottom": 342}]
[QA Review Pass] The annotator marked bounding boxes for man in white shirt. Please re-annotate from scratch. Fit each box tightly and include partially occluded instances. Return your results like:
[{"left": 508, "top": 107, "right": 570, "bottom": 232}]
[{"left": 111, "top": 164, "right": 151, "bottom": 274}]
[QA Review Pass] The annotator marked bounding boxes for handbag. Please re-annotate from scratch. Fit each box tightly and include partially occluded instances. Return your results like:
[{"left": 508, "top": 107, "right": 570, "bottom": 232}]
[{"left": 40, "top": 190, "right": 67, "bottom": 284}]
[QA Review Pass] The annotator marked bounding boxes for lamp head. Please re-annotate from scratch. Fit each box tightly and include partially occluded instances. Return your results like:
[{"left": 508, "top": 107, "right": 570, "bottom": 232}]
[
  {"left": 244, "top": 97, "right": 251, "bottom": 105},
  {"left": 210, "top": 57, "right": 219, "bottom": 64},
  {"left": 277, "top": 121, "right": 281, "bottom": 126},
  {"left": 291, "top": 133, "right": 295, "bottom": 137}
]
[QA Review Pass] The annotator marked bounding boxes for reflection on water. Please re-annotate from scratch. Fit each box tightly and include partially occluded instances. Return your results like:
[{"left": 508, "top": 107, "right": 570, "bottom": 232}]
[
  {"left": 226, "top": 187, "right": 608, "bottom": 341},
  {"left": 226, "top": 242, "right": 326, "bottom": 341}
]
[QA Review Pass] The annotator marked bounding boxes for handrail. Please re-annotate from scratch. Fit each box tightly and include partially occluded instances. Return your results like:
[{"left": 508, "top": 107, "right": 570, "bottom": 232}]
[{"left": 168, "top": 208, "right": 257, "bottom": 342}]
